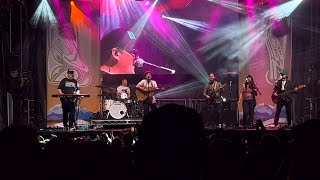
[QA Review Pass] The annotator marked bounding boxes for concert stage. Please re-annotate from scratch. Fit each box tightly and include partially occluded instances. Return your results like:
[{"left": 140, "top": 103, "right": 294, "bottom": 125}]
[
  {"left": 90, "top": 118, "right": 143, "bottom": 126},
  {"left": 38, "top": 125, "right": 292, "bottom": 142}
]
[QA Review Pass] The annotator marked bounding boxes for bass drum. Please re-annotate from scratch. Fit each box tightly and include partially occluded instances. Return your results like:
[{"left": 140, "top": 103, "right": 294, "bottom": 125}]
[
  {"left": 109, "top": 102, "right": 127, "bottom": 119},
  {"left": 104, "top": 99, "right": 115, "bottom": 111}
]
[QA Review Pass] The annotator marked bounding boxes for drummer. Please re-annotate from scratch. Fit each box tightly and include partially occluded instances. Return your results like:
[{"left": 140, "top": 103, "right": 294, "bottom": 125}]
[{"left": 117, "top": 78, "right": 131, "bottom": 102}]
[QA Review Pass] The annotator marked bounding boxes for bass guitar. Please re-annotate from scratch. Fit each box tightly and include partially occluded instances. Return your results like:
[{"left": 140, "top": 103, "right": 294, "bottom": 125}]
[
  {"left": 271, "top": 84, "right": 306, "bottom": 103},
  {"left": 206, "top": 83, "right": 227, "bottom": 105},
  {"left": 136, "top": 87, "right": 165, "bottom": 101}
]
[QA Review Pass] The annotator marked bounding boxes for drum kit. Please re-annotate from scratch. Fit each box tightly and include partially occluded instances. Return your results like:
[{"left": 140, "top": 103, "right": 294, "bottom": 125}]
[{"left": 94, "top": 84, "right": 143, "bottom": 120}]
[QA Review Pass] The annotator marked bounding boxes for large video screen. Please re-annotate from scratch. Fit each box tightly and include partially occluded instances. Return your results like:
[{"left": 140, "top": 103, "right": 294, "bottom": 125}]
[{"left": 99, "top": 0, "right": 239, "bottom": 75}]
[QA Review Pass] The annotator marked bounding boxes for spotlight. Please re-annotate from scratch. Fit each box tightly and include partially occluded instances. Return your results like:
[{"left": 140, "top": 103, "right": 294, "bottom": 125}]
[
  {"left": 145, "top": 1, "right": 150, "bottom": 5},
  {"left": 162, "top": 15, "right": 166, "bottom": 18},
  {"left": 255, "top": 120, "right": 266, "bottom": 131},
  {"left": 70, "top": 1, "right": 75, "bottom": 6}
]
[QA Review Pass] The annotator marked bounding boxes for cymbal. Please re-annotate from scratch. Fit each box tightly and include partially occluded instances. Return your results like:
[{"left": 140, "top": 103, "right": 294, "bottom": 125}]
[
  {"left": 95, "top": 85, "right": 116, "bottom": 90},
  {"left": 105, "top": 87, "right": 116, "bottom": 90},
  {"left": 223, "top": 71, "right": 238, "bottom": 75},
  {"left": 95, "top": 85, "right": 106, "bottom": 88}
]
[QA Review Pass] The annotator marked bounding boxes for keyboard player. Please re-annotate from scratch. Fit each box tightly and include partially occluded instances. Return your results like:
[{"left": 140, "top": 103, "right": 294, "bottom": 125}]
[{"left": 58, "top": 68, "right": 80, "bottom": 130}]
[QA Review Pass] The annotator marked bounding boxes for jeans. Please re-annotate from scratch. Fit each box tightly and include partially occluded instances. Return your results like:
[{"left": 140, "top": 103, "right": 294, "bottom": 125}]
[
  {"left": 274, "top": 101, "right": 292, "bottom": 126},
  {"left": 142, "top": 101, "right": 157, "bottom": 117},
  {"left": 209, "top": 103, "right": 222, "bottom": 126},
  {"left": 242, "top": 99, "right": 255, "bottom": 127},
  {"left": 60, "top": 97, "right": 76, "bottom": 127}
]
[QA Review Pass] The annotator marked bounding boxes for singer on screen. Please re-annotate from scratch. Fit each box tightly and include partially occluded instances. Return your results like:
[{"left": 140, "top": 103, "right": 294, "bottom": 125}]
[
  {"left": 238, "top": 75, "right": 261, "bottom": 128},
  {"left": 100, "top": 28, "right": 136, "bottom": 74}
]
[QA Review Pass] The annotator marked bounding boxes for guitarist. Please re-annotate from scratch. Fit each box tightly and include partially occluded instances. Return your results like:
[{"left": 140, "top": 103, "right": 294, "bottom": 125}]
[
  {"left": 272, "top": 70, "right": 298, "bottom": 127},
  {"left": 203, "top": 73, "right": 224, "bottom": 128},
  {"left": 136, "top": 71, "right": 158, "bottom": 116}
]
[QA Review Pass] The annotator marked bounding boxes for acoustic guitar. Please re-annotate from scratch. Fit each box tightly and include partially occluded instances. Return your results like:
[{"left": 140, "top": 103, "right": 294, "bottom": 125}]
[
  {"left": 206, "top": 83, "right": 227, "bottom": 105},
  {"left": 271, "top": 84, "right": 306, "bottom": 103},
  {"left": 136, "top": 87, "right": 165, "bottom": 101}
]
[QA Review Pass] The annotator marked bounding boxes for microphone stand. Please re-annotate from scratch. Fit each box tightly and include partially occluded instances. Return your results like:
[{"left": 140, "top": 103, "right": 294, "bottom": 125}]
[
  {"left": 230, "top": 80, "right": 239, "bottom": 127},
  {"left": 142, "top": 61, "right": 175, "bottom": 74},
  {"left": 229, "top": 81, "right": 232, "bottom": 100}
]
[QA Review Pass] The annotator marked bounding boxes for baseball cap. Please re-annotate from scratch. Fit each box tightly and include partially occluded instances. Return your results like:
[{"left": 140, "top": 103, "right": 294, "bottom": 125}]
[
  {"left": 279, "top": 69, "right": 288, "bottom": 75},
  {"left": 67, "top": 68, "right": 74, "bottom": 74}
]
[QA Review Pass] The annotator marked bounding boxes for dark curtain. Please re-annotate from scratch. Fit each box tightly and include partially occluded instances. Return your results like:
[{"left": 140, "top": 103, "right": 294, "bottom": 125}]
[
  {"left": 0, "top": 0, "right": 47, "bottom": 128},
  {"left": 28, "top": 27, "right": 47, "bottom": 128},
  {"left": 291, "top": 0, "right": 320, "bottom": 122},
  {"left": 25, "top": 0, "right": 47, "bottom": 129}
]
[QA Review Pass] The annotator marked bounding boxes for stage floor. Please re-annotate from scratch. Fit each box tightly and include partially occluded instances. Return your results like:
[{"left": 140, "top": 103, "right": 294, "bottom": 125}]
[{"left": 38, "top": 125, "right": 292, "bottom": 140}]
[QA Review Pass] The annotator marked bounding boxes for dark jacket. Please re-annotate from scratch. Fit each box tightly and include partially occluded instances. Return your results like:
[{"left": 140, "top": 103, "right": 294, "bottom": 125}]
[{"left": 273, "top": 79, "right": 296, "bottom": 102}]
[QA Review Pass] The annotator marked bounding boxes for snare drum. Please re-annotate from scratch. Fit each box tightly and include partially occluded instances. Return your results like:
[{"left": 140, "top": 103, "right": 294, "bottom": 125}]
[
  {"left": 120, "top": 92, "right": 128, "bottom": 99},
  {"left": 109, "top": 102, "right": 127, "bottom": 119},
  {"left": 126, "top": 99, "right": 131, "bottom": 103},
  {"left": 118, "top": 92, "right": 131, "bottom": 104},
  {"left": 104, "top": 99, "right": 115, "bottom": 111}
]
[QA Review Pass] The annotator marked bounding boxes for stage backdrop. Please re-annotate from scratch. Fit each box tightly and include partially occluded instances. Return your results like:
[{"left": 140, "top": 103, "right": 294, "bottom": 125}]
[
  {"left": 46, "top": 1, "right": 100, "bottom": 127},
  {"left": 45, "top": 0, "right": 292, "bottom": 127},
  {"left": 238, "top": 18, "right": 292, "bottom": 126}
]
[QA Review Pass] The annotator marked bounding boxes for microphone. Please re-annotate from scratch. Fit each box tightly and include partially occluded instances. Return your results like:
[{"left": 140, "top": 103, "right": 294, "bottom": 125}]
[
  {"left": 135, "top": 58, "right": 144, "bottom": 67},
  {"left": 134, "top": 58, "right": 176, "bottom": 74}
]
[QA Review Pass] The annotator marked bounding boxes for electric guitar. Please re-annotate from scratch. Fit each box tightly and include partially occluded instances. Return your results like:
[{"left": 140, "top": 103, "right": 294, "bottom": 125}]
[
  {"left": 136, "top": 86, "right": 165, "bottom": 101},
  {"left": 206, "top": 83, "right": 227, "bottom": 105},
  {"left": 271, "top": 84, "right": 306, "bottom": 103}
]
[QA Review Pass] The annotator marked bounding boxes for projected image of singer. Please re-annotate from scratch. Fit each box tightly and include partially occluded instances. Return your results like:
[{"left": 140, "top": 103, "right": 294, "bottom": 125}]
[
  {"left": 58, "top": 68, "right": 80, "bottom": 130},
  {"left": 100, "top": 28, "right": 136, "bottom": 74},
  {"left": 131, "top": 49, "right": 144, "bottom": 74},
  {"left": 131, "top": 49, "right": 176, "bottom": 74}
]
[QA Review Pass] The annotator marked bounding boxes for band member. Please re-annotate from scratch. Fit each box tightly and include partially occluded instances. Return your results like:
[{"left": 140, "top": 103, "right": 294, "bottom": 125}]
[
  {"left": 203, "top": 73, "right": 224, "bottom": 128},
  {"left": 58, "top": 68, "right": 80, "bottom": 130},
  {"left": 272, "top": 70, "right": 298, "bottom": 127},
  {"left": 117, "top": 78, "right": 131, "bottom": 100},
  {"left": 238, "top": 75, "right": 261, "bottom": 128},
  {"left": 8, "top": 67, "right": 28, "bottom": 125},
  {"left": 136, "top": 71, "right": 159, "bottom": 116}
]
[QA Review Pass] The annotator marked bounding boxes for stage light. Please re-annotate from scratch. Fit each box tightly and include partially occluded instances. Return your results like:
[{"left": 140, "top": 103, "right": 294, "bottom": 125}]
[
  {"left": 100, "top": 0, "right": 145, "bottom": 38},
  {"left": 255, "top": 120, "right": 266, "bottom": 131},
  {"left": 162, "top": 16, "right": 209, "bottom": 32},
  {"left": 70, "top": 1, "right": 75, "bottom": 6},
  {"left": 262, "top": 0, "right": 303, "bottom": 20},
  {"left": 145, "top": 1, "right": 150, "bottom": 6},
  {"left": 30, "top": 0, "right": 57, "bottom": 26},
  {"left": 208, "top": 0, "right": 248, "bottom": 15},
  {"left": 125, "top": 0, "right": 159, "bottom": 49},
  {"left": 162, "top": 15, "right": 166, "bottom": 18}
]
